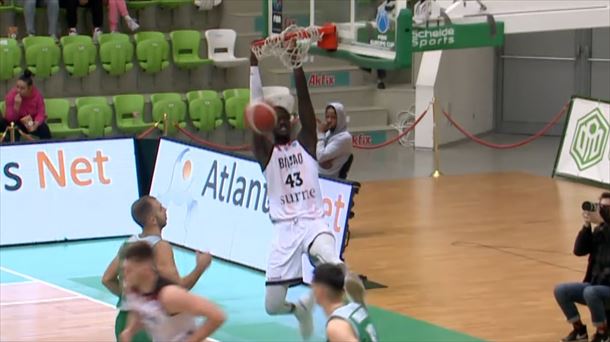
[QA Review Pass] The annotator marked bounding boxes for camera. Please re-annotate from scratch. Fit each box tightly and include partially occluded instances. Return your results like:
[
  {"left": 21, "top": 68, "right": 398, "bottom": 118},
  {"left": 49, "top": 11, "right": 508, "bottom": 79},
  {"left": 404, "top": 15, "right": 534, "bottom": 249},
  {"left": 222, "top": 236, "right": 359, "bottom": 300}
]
[{"left": 582, "top": 201, "right": 599, "bottom": 212}]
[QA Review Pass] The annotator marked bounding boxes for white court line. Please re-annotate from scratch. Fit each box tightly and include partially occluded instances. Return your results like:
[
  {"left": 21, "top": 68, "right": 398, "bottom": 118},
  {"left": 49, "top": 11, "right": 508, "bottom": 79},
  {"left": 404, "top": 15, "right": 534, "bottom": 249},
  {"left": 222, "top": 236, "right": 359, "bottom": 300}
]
[
  {"left": 0, "top": 280, "right": 34, "bottom": 287},
  {"left": 1, "top": 296, "right": 81, "bottom": 307},
  {"left": 0, "top": 266, "right": 221, "bottom": 342}
]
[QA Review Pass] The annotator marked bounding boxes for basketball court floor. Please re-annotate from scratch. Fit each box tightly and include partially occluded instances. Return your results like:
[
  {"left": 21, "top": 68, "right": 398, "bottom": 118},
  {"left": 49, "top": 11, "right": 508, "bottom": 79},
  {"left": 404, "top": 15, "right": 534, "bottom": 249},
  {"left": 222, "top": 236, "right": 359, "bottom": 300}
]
[{"left": 1, "top": 134, "right": 605, "bottom": 341}]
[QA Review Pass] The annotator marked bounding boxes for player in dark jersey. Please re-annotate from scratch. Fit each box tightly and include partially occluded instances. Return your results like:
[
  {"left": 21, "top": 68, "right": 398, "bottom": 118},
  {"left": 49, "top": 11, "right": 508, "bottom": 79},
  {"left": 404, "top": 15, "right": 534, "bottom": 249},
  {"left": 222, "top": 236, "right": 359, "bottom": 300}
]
[{"left": 119, "top": 241, "right": 225, "bottom": 342}]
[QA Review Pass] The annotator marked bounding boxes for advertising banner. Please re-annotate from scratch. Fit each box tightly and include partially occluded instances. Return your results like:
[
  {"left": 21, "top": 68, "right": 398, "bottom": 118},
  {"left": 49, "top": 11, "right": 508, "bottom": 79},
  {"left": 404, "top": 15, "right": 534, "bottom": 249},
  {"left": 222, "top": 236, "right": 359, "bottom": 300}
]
[
  {"left": 554, "top": 97, "right": 610, "bottom": 187},
  {"left": 149, "top": 139, "right": 355, "bottom": 283},
  {"left": 0, "top": 138, "right": 141, "bottom": 245}
]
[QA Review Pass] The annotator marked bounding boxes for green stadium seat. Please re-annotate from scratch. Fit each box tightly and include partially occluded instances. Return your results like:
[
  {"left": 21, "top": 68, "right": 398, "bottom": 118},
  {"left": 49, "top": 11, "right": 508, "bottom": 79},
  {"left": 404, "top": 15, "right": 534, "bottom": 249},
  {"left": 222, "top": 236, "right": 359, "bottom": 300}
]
[
  {"left": 222, "top": 88, "right": 249, "bottom": 101},
  {"left": 99, "top": 33, "right": 134, "bottom": 76},
  {"left": 113, "top": 94, "right": 151, "bottom": 135},
  {"left": 150, "top": 92, "right": 182, "bottom": 104},
  {"left": 189, "top": 97, "right": 223, "bottom": 132},
  {"left": 152, "top": 99, "right": 187, "bottom": 135},
  {"left": 61, "top": 35, "right": 97, "bottom": 77},
  {"left": 157, "top": 0, "right": 191, "bottom": 9},
  {"left": 225, "top": 96, "right": 248, "bottom": 130},
  {"left": 23, "top": 36, "right": 60, "bottom": 79},
  {"left": 127, "top": 0, "right": 158, "bottom": 11},
  {"left": 76, "top": 96, "right": 113, "bottom": 137},
  {"left": 44, "top": 98, "right": 82, "bottom": 138},
  {"left": 0, "top": 100, "right": 5, "bottom": 117},
  {"left": 134, "top": 32, "right": 170, "bottom": 74},
  {"left": 186, "top": 90, "right": 219, "bottom": 103},
  {"left": 169, "top": 30, "right": 212, "bottom": 69},
  {"left": 0, "top": 38, "right": 22, "bottom": 81}
]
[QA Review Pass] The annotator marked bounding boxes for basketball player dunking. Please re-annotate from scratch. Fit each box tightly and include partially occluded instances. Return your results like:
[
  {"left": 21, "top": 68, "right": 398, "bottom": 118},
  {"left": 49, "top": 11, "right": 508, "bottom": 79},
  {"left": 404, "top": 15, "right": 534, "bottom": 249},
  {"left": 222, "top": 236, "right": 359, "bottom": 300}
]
[{"left": 249, "top": 51, "right": 365, "bottom": 340}]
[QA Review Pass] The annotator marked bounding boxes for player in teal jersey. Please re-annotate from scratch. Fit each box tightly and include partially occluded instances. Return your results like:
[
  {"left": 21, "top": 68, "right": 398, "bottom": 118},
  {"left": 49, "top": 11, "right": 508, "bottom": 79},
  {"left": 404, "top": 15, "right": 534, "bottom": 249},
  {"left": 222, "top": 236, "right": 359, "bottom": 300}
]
[
  {"left": 102, "top": 196, "right": 212, "bottom": 342},
  {"left": 312, "top": 264, "right": 379, "bottom": 342}
]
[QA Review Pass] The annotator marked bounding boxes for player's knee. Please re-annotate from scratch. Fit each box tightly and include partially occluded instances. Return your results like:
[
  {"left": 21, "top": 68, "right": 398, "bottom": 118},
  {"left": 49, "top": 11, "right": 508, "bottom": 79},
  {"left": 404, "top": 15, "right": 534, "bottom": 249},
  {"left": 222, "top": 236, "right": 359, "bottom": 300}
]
[{"left": 264, "top": 296, "right": 284, "bottom": 315}]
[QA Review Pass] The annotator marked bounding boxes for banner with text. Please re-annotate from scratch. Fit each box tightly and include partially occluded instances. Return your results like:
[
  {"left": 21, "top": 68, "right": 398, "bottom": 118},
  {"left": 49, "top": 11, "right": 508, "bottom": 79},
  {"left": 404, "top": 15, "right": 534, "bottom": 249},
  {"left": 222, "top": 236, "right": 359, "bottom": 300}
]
[
  {"left": 149, "top": 139, "right": 354, "bottom": 283},
  {"left": 0, "top": 139, "right": 141, "bottom": 245},
  {"left": 554, "top": 97, "right": 610, "bottom": 186}
]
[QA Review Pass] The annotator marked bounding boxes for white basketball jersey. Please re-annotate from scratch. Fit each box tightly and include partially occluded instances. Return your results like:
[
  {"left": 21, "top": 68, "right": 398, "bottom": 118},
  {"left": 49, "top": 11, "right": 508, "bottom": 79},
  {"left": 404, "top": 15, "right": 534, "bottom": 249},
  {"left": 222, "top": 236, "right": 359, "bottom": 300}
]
[{"left": 264, "top": 141, "right": 324, "bottom": 221}]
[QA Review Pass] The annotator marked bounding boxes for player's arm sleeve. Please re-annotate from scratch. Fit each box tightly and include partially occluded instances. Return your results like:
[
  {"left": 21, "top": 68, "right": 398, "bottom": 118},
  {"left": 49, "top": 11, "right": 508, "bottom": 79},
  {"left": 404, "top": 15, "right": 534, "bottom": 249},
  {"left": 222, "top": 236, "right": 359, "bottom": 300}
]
[
  {"left": 326, "top": 319, "right": 358, "bottom": 342},
  {"left": 249, "top": 63, "right": 273, "bottom": 168},
  {"left": 160, "top": 286, "right": 226, "bottom": 342},
  {"left": 102, "top": 255, "right": 121, "bottom": 296},
  {"left": 294, "top": 67, "right": 317, "bottom": 155},
  {"left": 317, "top": 134, "right": 353, "bottom": 164}
]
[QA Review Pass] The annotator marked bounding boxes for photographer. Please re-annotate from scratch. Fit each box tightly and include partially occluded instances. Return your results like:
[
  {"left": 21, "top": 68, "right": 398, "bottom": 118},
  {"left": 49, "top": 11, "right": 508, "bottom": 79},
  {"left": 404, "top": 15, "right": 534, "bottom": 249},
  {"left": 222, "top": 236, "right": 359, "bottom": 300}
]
[{"left": 554, "top": 192, "right": 610, "bottom": 342}]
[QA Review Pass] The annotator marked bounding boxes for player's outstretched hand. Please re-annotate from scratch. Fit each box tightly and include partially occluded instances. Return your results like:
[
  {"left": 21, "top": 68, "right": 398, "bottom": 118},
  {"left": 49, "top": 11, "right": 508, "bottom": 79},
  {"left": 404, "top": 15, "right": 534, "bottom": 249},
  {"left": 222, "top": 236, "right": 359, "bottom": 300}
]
[{"left": 196, "top": 251, "right": 213, "bottom": 271}]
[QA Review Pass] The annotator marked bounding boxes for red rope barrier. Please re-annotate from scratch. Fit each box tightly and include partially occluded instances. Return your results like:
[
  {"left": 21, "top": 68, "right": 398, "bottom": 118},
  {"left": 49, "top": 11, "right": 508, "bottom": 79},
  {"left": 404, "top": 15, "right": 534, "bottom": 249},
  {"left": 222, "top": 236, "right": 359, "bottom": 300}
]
[
  {"left": 136, "top": 124, "right": 159, "bottom": 139},
  {"left": 441, "top": 102, "right": 569, "bottom": 149},
  {"left": 353, "top": 108, "right": 429, "bottom": 150},
  {"left": 176, "top": 125, "right": 251, "bottom": 152}
]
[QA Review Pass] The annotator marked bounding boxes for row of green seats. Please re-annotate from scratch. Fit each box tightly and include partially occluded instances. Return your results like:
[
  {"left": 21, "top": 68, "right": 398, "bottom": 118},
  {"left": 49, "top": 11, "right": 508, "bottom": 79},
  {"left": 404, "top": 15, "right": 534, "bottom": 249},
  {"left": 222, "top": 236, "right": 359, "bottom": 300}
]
[
  {"left": 0, "top": 30, "right": 211, "bottom": 80},
  {"left": 0, "top": 88, "right": 249, "bottom": 138},
  {"left": 0, "top": 0, "right": 194, "bottom": 12}
]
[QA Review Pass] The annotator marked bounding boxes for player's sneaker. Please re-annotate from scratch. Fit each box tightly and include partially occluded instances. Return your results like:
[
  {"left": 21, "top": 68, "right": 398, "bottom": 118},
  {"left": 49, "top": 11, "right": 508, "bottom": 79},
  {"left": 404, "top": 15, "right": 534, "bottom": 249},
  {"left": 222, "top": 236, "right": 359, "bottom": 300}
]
[
  {"left": 294, "top": 291, "right": 314, "bottom": 340},
  {"left": 560, "top": 325, "right": 588, "bottom": 342},
  {"left": 591, "top": 331, "right": 609, "bottom": 342},
  {"left": 344, "top": 272, "right": 366, "bottom": 305}
]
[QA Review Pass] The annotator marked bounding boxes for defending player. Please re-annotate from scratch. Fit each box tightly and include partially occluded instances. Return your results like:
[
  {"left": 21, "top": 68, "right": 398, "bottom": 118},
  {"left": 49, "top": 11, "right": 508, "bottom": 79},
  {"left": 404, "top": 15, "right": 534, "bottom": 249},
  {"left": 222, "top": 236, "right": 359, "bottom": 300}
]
[
  {"left": 249, "top": 51, "right": 364, "bottom": 340},
  {"left": 118, "top": 241, "right": 225, "bottom": 342},
  {"left": 102, "top": 196, "right": 212, "bottom": 342},
  {"left": 312, "top": 263, "right": 378, "bottom": 342}
]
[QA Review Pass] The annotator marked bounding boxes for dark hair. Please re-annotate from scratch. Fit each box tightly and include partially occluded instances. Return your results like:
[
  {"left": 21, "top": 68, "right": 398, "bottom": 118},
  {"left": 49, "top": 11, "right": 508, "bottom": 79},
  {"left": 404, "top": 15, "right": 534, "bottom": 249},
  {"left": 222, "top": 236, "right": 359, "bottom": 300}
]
[
  {"left": 121, "top": 241, "right": 154, "bottom": 262},
  {"left": 313, "top": 263, "right": 345, "bottom": 296},
  {"left": 131, "top": 196, "right": 154, "bottom": 228},
  {"left": 18, "top": 69, "right": 34, "bottom": 86},
  {"left": 601, "top": 192, "right": 610, "bottom": 201}
]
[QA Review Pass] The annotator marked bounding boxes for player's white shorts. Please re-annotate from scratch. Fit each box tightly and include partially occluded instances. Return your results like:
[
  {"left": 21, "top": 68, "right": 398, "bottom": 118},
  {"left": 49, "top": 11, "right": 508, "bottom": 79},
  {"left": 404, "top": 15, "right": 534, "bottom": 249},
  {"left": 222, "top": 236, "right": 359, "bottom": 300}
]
[{"left": 266, "top": 217, "right": 334, "bottom": 285}]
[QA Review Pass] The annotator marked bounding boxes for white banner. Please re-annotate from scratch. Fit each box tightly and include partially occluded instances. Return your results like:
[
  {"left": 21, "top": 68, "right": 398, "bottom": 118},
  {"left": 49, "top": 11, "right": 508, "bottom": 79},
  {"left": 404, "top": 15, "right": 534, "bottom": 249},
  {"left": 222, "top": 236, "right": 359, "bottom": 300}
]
[
  {"left": 0, "top": 139, "right": 141, "bottom": 245},
  {"left": 149, "top": 139, "right": 354, "bottom": 283},
  {"left": 554, "top": 97, "right": 610, "bottom": 186}
]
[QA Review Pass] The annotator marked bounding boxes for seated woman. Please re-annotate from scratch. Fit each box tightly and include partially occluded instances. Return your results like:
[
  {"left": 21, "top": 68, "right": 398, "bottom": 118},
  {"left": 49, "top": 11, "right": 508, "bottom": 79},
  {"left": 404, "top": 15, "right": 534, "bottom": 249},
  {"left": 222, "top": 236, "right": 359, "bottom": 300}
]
[
  {"left": 317, "top": 102, "right": 353, "bottom": 179},
  {"left": 0, "top": 69, "right": 52, "bottom": 141}
]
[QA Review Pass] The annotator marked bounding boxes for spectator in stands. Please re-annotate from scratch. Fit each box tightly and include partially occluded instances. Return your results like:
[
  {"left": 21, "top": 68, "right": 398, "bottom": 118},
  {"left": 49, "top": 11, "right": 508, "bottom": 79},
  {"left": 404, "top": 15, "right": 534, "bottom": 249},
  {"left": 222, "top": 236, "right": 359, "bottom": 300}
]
[
  {"left": 317, "top": 102, "right": 353, "bottom": 179},
  {"left": 107, "top": 0, "right": 139, "bottom": 33},
  {"left": 60, "top": 0, "right": 104, "bottom": 41},
  {"left": 554, "top": 192, "right": 610, "bottom": 342},
  {"left": 18, "top": 0, "right": 59, "bottom": 40},
  {"left": 0, "top": 69, "right": 52, "bottom": 140}
]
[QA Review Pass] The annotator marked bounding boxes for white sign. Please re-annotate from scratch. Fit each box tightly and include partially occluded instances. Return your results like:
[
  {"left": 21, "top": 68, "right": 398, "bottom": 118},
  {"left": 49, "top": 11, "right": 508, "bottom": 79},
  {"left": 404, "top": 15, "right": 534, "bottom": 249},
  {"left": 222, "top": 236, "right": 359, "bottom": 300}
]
[
  {"left": 149, "top": 139, "right": 354, "bottom": 283},
  {"left": 554, "top": 97, "right": 610, "bottom": 186},
  {"left": 0, "top": 139, "right": 141, "bottom": 245}
]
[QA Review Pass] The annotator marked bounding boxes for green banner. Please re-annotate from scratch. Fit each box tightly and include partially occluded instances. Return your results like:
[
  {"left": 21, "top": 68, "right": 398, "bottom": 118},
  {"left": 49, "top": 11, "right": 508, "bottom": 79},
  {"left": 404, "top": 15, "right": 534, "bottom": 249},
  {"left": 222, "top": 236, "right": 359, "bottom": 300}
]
[{"left": 412, "top": 22, "right": 505, "bottom": 52}]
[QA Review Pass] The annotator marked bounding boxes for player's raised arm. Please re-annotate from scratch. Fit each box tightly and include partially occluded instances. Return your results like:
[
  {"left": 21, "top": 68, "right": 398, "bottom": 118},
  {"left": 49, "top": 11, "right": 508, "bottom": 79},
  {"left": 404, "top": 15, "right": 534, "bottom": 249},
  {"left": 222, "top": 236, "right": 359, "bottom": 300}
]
[
  {"left": 250, "top": 51, "right": 273, "bottom": 169},
  {"left": 294, "top": 66, "right": 317, "bottom": 157}
]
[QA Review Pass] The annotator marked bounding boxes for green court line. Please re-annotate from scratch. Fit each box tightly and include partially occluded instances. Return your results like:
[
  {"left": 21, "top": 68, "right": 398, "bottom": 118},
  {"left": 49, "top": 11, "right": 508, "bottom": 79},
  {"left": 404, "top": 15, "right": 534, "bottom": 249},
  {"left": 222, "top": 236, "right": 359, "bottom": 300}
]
[{"left": 0, "top": 239, "right": 483, "bottom": 342}]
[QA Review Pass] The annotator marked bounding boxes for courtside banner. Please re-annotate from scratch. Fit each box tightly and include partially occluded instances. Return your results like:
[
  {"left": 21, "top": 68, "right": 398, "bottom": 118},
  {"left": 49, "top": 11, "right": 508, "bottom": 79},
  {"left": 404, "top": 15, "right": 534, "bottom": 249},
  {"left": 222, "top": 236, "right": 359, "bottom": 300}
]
[
  {"left": 150, "top": 139, "right": 354, "bottom": 283},
  {"left": 0, "top": 138, "right": 140, "bottom": 245},
  {"left": 554, "top": 97, "right": 610, "bottom": 187}
]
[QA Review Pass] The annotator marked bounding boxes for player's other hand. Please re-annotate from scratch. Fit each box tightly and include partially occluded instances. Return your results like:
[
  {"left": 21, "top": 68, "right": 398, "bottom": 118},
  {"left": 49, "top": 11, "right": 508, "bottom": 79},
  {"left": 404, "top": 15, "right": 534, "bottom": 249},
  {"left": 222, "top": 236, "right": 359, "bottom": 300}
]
[{"left": 196, "top": 251, "right": 213, "bottom": 271}]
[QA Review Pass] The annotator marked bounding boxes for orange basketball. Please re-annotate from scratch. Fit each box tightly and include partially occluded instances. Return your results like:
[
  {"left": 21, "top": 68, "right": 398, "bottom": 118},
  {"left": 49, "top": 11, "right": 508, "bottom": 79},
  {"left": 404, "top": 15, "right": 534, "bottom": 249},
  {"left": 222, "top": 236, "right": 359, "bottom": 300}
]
[{"left": 245, "top": 101, "right": 277, "bottom": 134}]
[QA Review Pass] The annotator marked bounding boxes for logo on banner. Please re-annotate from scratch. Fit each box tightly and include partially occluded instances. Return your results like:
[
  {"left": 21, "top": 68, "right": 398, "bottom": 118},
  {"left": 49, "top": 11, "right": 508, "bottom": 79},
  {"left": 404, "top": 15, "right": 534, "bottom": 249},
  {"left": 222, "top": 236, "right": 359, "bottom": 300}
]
[
  {"left": 569, "top": 108, "right": 610, "bottom": 171},
  {"left": 157, "top": 148, "right": 199, "bottom": 237}
]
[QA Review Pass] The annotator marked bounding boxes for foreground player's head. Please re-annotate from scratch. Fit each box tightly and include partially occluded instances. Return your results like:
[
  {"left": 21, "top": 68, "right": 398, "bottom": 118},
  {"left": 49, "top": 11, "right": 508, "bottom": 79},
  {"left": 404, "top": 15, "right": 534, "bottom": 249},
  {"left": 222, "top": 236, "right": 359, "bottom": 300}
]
[
  {"left": 267, "top": 93, "right": 295, "bottom": 144},
  {"left": 121, "top": 241, "right": 156, "bottom": 290},
  {"left": 131, "top": 196, "right": 168, "bottom": 230},
  {"left": 312, "top": 263, "right": 345, "bottom": 305}
]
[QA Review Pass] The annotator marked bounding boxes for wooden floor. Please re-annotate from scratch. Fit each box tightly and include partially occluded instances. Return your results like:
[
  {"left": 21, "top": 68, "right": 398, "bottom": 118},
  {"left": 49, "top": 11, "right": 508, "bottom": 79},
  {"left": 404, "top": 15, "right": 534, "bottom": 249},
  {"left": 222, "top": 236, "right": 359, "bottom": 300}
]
[
  {"left": 0, "top": 281, "right": 116, "bottom": 341},
  {"left": 345, "top": 172, "right": 605, "bottom": 341}
]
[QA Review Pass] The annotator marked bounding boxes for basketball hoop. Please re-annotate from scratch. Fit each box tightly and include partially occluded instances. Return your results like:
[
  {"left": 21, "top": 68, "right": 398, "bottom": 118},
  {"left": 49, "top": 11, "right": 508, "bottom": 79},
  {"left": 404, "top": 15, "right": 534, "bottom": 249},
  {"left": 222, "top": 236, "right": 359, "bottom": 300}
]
[{"left": 251, "top": 23, "right": 337, "bottom": 69}]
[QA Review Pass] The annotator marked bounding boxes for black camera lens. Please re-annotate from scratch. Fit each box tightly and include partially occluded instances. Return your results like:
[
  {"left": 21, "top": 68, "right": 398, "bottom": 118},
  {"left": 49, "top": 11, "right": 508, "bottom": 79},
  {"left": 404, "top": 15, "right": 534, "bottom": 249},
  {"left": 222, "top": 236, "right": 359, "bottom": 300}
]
[{"left": 582, "top": 201, "right": 599, "bottom": 212}]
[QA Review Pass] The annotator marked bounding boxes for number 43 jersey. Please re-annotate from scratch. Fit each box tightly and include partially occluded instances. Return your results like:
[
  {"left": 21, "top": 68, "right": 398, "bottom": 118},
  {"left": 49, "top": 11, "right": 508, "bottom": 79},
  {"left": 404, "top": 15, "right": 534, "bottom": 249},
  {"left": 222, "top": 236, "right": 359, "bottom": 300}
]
[{"left": 264, "top": 140, "right": 324, "bottom": 221}]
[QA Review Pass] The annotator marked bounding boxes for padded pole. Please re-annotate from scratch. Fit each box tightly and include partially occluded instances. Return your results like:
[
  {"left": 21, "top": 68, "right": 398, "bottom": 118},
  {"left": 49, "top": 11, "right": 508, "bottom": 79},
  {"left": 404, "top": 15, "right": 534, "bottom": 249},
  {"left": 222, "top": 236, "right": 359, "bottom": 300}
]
[{"left": 430, "top": 98, "right": 442, "bottom": 178}]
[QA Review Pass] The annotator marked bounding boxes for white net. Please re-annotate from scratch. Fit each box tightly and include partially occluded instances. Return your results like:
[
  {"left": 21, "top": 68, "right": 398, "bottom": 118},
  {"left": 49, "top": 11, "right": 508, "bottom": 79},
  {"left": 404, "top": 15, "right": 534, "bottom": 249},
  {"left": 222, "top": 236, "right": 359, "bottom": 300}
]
[{"left": 252, "top": 25, "right": 322, "bottom": 69}]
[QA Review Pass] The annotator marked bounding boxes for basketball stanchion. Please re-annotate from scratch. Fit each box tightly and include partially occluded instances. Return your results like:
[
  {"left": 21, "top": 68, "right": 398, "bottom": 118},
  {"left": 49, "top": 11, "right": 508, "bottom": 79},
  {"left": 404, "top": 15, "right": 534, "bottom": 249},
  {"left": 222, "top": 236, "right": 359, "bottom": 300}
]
[{"left": 430, "top": 98, "right": 443, "bottom": 178}]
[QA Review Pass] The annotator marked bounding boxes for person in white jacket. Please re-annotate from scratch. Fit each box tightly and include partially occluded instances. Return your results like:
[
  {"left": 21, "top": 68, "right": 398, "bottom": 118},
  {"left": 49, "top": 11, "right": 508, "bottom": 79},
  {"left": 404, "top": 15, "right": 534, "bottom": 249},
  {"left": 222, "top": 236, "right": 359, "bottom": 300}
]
[{"left": 317, "top": 102, "right": 353, "bottom": 178}]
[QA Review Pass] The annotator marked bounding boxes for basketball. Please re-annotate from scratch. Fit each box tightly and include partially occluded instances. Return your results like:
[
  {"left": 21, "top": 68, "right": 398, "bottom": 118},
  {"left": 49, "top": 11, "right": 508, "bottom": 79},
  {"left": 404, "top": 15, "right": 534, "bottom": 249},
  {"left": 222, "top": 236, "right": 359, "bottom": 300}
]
[{"left": 245, "top": 101, "right": 277, "bottom": 134}]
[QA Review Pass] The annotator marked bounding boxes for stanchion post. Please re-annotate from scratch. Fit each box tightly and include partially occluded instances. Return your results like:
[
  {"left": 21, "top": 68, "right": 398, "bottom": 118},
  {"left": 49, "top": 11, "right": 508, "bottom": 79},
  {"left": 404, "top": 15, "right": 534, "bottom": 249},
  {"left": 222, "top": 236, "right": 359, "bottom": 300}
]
[
  {"left": 9, "top": 122, "right": 15, "bottom": 143},
  {"left": 430, "top": 98, "right": 442, "bottom": 178},
  {"left": 162, "top": 113, "right": 168, "bottom": 137}
]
